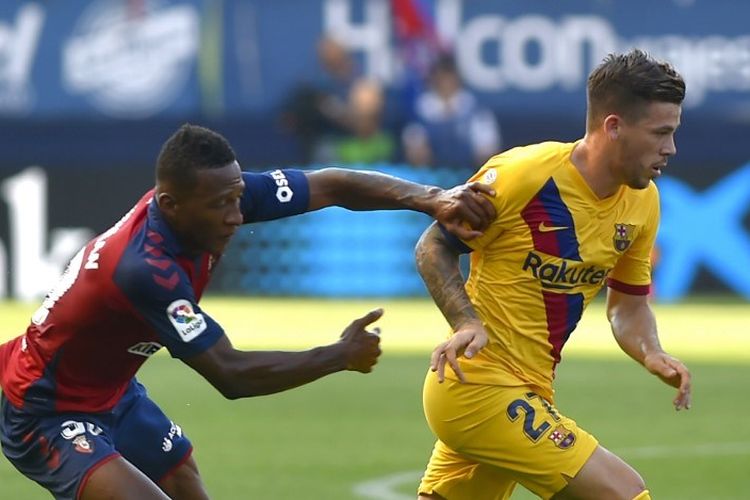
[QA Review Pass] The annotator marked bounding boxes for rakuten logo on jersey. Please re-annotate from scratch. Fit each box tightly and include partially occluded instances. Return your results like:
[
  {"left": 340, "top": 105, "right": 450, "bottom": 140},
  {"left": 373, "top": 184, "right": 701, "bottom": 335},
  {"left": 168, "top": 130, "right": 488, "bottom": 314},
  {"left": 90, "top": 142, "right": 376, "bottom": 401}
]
[
  {"left": 270, "top": 169, "right": 294, "bottom": 203},
  {"left": 166, "top": 299, "right": 206, "bottom": 342},
  {"left": 522, "top": 251, "right": 610, "bottom": 291}
]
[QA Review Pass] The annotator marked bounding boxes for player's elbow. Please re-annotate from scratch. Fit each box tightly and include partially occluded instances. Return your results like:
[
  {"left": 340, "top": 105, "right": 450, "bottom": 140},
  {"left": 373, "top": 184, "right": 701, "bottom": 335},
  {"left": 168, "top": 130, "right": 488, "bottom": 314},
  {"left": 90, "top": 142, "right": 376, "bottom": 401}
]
[
  {"left": 214, "top": 380, "right": 266, "bottom": 400},
  {"left": 185, "top": 343, "right": 266, "bottom": 400},
  {"left": 415, "top": 223, "right": 453, "bottom": 276},
  {"left": 415, "top": 225, "right": 437, "bottom": 266},
  {"left": 414, "top": 232, "right": 429, "bottom": 272},
  {"left": 217, "top": 384, "right": 244, "bottom": 400},
  {"left": 206, "top": 374, "right": 242, "bottom": 400},
  {"left": 218, "top": 381, "right": 271, "bottom": 400},
  {"left": 205, "top": 366, "right": 258, "bottom": 400}
]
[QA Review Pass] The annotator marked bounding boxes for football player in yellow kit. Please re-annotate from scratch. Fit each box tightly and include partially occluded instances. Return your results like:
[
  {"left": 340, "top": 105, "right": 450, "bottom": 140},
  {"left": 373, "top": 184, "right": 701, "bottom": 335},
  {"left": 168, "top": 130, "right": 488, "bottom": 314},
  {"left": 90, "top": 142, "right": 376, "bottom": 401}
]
[{"left": 415, "top": 49, "right": 692, "bottom": 500}]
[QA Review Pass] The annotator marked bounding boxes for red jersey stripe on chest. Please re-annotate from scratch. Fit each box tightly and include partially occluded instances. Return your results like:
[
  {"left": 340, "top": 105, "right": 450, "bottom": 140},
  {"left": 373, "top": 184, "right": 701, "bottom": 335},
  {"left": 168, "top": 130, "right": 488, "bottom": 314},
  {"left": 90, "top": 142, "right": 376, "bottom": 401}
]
[
  {"left": 521, "top": 179, "right": 581, "bottom": 261},
  {"left": 542, "top": 290, "right": 584, "bottom": 373}
]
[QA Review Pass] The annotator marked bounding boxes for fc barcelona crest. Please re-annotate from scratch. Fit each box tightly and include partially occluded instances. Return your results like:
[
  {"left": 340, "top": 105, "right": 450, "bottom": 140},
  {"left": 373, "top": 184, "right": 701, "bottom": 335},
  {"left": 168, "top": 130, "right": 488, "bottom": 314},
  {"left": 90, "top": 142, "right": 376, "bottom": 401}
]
[
  {"left": 613, "top": 223, "right": 636, "bottom": 253},
  {"left": 548, "top": 424, "right": 576, "bottom": 449}
]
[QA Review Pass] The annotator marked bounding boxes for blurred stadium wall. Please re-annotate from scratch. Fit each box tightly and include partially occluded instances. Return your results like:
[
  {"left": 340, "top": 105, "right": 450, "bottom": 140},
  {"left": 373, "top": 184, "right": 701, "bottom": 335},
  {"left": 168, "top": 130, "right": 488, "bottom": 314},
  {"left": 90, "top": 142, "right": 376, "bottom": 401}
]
[{"left": 0, "top": 0, "right": 748, "bottom": 302}]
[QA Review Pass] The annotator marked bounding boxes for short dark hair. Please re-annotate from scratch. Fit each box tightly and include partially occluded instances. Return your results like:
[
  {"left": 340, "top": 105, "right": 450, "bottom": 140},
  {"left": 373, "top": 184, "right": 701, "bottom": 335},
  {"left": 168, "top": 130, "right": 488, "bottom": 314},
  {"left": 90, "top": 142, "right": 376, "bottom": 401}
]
[
  {"left": 156, "top": 123, "right": 237, "bottom": 192},
  {"left": 587, "top": 49, "right": 685, "bottom": 128}
]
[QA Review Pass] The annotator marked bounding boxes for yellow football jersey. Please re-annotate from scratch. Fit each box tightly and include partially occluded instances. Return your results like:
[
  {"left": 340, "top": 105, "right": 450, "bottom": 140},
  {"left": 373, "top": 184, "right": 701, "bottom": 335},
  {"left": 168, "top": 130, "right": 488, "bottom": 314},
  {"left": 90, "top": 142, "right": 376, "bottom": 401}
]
[{"left": 450, "top": 141, "right": 659, "bottom": 400}]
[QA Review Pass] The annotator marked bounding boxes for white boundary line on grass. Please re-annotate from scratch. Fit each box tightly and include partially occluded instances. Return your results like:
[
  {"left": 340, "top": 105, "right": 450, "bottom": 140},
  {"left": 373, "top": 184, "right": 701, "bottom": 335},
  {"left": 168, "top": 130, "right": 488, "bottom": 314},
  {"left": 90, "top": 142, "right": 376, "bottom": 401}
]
[
  {"left": 352, "top": 441, "right": 750, "bottom": 499},
  {"left": 352, "top": 470, "right": 420, "bottom": 500}
]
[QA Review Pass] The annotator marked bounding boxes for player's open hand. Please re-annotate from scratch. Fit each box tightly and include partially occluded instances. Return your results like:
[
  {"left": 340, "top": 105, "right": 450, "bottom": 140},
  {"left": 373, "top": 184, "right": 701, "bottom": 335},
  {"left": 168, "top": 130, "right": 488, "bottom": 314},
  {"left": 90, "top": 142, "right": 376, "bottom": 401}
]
[
  {"left": 339, "top": 308, "right": 384, "bottom": 373},
  {"left": 432, "top": 182, "right": 496, "bottom": 240},
  {"left": 644, "top": 351, "right": 692, "bottom": 411},
  {"left": 430, "top": 320, "right": 488, "bottom": 383}
]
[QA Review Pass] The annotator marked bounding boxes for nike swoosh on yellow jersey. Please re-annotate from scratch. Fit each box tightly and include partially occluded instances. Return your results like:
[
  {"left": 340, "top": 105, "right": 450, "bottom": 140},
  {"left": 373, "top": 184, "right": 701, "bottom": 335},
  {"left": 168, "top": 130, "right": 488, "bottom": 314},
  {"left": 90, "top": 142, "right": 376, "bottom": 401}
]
[{"left": 538, "top": 222, "right": 569, "bottom": 232}]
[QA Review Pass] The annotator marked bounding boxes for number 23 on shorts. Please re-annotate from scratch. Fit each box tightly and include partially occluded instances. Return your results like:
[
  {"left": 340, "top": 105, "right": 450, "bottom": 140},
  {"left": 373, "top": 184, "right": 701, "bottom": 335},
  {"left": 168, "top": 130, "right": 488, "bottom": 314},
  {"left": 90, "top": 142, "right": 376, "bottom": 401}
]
[{"left": 507, "top": 392, "right": 576, "bottom": 449}]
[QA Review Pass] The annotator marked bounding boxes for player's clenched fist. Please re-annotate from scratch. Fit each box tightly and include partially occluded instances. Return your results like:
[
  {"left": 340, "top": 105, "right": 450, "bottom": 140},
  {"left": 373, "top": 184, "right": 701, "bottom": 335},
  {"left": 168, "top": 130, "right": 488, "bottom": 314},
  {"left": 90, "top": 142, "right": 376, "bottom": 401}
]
[{"left": 338, "top": 308, "right": 384, "bottom": 373}]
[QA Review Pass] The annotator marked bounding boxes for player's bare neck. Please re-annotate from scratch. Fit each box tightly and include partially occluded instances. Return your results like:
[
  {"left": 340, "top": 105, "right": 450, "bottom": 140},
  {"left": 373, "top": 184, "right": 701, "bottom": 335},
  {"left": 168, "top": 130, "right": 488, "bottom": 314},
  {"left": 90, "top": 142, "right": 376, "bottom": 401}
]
[
  {"left": 170, "top": 226, "right": 204, "bottom": 257},
  {"left": 156, "top": 206, "right": 203, "bottom": 257},
  {"left": 571, "top": 137, "right": 620, "bottom": 200}
]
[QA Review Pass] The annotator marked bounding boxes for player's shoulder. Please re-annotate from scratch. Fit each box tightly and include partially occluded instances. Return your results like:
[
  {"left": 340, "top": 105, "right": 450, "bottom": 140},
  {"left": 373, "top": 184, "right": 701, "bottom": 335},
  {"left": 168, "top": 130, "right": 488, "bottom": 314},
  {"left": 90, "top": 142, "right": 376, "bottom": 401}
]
[
  {"left": 489, "top": 140, "right": 572, "bottom": 167},
  {"left": 474, "top": 141, "right": 574, "bottom": 190},
  {"left": 113, "top": 231, "right": 188, "bottom": 301}
]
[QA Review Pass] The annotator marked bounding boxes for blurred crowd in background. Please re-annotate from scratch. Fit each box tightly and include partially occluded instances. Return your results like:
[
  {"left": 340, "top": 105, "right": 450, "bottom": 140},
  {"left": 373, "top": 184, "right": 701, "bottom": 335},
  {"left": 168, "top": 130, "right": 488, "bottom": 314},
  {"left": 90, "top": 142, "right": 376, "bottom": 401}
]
[
  {"left": 0, "top": 0, "right": 748, "bottom": 302},
  {"left": 280, "top": 35, "right": 501, "bottom": 169}
]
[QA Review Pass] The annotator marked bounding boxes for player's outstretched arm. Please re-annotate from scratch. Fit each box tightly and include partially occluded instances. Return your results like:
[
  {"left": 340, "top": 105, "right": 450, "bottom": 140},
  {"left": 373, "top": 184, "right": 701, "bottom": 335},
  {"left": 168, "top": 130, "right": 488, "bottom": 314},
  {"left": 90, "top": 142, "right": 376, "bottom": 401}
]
[
  {"left": 304, "top": 168, "right": 496, "bottom": 240},
  {"left": 415, "top": 222, "right": 488, "bottom": 383},
  {"left": 606, "top": 288, "right": 692, "bottom": 410},
  {"left": 182, "top": 309, "right": 383, "bottom": 399}
]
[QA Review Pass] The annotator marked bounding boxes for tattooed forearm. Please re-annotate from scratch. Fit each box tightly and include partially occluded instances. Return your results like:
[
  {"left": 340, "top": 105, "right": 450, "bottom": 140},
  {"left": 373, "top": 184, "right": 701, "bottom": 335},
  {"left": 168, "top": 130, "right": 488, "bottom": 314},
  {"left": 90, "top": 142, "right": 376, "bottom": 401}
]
[{"left": 415, "top": 224, "right": 479, "bottom": 331}]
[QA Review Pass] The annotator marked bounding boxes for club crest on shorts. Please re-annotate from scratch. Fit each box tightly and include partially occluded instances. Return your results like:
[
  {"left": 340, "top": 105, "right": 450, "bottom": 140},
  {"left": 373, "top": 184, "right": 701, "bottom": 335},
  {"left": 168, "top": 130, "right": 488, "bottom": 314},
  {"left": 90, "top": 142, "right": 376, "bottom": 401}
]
[
  {"left": 548, "top": 425, "right": 576, "bottom": 449},
  {"left": 613, "top": 223, "right": 636, "bottom": 253},
  {"left": 72, "top": 435, "right": 94, "bottom": 454}
]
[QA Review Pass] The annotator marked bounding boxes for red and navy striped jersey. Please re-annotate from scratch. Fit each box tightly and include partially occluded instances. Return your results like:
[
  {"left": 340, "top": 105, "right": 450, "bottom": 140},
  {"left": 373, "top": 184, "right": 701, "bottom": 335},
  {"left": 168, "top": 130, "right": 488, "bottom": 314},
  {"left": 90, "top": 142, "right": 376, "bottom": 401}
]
[{"left": 0, "top": 169, "right": 309, "bottom": 414}]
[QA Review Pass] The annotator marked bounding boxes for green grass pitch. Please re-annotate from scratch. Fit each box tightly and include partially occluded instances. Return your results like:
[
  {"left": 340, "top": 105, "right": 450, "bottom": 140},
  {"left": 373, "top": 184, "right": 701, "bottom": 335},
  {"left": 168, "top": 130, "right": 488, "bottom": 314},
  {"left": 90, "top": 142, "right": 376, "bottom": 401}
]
[{"left": 1, "top": 297, "right": 748, "bottom": 499}]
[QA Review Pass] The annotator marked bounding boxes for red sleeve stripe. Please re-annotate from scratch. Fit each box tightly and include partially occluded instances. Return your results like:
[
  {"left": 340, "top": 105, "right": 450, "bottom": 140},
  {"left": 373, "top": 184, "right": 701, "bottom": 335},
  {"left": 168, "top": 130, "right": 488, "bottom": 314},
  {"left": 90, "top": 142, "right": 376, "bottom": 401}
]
[{"left": 607, "top": 278, "right": 650, "bottom": 295}]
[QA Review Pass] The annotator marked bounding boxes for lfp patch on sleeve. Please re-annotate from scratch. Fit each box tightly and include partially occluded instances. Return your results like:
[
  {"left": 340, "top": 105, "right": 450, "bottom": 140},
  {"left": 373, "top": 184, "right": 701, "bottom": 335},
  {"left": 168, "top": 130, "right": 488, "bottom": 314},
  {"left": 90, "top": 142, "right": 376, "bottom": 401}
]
[
  {"left": 483, "top": 168, "right": 497, "bottom": 184},
  {"left": 166, "top": 299, "right": 207, "bottom": 342}
]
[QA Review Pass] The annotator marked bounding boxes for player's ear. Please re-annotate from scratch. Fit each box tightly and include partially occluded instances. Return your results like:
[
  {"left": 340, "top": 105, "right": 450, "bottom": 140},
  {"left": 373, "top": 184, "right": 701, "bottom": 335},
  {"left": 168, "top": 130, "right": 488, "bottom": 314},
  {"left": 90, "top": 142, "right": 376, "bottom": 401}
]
[
  {"left": 604, "top": 114, "right": 620, "bottom": 140},
  {"left": 156, "top": 191, "right": 179, "bottom": 215}
]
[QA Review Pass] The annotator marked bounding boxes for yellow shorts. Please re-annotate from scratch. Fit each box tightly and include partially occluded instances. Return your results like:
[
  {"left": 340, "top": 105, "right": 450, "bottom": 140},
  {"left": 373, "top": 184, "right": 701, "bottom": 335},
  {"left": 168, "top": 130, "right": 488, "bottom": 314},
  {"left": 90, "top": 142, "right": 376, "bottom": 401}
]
[{"left": 419, "top": 370, "right": 598, "bottom": 500}]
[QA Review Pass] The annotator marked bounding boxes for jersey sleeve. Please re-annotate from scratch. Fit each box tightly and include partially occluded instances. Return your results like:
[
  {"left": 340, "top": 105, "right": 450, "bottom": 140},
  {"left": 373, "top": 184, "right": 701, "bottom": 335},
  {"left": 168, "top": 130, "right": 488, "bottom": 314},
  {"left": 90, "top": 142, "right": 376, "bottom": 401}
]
[
  {"left": 607, "top": 186, "right": 660, "bottom": 295},
  {"left": 240, "top": 169, "right": 310, "bottom": 222},
  {"left": 114, "top": 257, "right": 225, "bottom": 359},
  {"left": 456, "top": 153, "right": 524, "bottom": 251},
  {"left": 457, "top": 143, "right": 584, "bottom": 253}
]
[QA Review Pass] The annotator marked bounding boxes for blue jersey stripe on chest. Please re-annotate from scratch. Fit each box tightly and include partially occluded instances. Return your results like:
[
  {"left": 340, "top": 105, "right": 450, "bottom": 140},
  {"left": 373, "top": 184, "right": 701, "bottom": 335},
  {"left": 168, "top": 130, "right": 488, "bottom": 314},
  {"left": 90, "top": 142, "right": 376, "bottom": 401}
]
[
  {"left": 522, "top": 178, "right": 581, "bottom": 261},
  {"left": 543, "top": 290, "right": 585, "bottom": 369}
]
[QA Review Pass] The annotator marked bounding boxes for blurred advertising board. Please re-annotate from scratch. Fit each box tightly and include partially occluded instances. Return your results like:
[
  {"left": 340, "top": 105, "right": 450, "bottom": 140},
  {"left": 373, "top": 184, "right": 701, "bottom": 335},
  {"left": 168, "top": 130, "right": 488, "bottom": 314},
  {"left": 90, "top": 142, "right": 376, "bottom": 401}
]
[
  {"left": 1, "top": 0, "right": 749, "bottom": 122},
  {"left": 0, "top": 164, "right": 747, "bottom": 301},
  {"left": 0, "top": 1, "right": 748, "bottom": 300}
]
